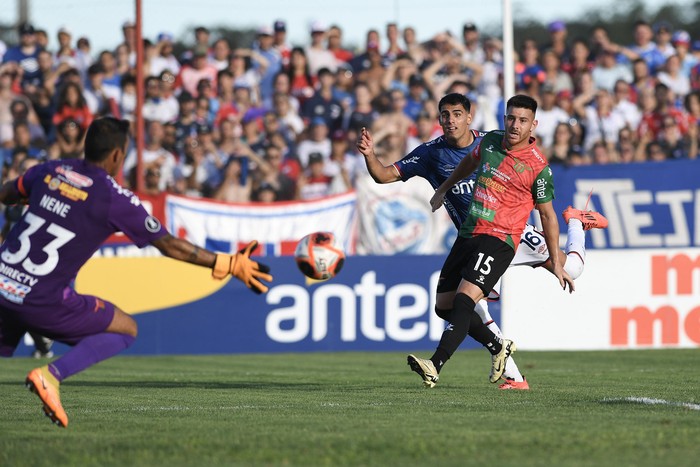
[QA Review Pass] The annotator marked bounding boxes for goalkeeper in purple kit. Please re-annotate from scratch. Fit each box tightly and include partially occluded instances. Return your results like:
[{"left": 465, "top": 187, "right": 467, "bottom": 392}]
[{"left": 0, "top": 117, "right": 272, "bottom": 428}]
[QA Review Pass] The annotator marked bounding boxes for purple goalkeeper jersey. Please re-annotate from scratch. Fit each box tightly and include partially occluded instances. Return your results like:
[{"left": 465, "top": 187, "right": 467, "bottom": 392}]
[{"left": 0, "top": 159, "right": 167, "bottom": 308}]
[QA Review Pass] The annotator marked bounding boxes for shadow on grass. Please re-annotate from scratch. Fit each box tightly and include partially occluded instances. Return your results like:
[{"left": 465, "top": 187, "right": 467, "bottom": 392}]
[{"left": 0, "top": 379, "right": 326, "bottom": 390}]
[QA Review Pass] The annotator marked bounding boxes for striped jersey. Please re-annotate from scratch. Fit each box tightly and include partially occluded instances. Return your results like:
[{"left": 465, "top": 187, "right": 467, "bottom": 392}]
[{"left": 459, "top": 130, "right": 554, "bottom": 249}]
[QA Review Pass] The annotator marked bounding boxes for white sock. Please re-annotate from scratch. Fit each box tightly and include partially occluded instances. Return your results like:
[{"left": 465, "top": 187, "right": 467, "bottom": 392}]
[
  {"left": 478, "top": 302, "right": 524, "bottom": 382},
  {"left": 502, "top": 355, "right": 524, "bottom": 382},
  {"left": 565, "top": 218, "right": 586, "bottom": 261}
]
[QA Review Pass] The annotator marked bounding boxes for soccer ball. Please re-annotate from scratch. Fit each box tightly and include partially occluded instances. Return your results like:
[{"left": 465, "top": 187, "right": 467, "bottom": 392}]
[{"left": 294, "top": 232, "right": 345, "bottom": 281}]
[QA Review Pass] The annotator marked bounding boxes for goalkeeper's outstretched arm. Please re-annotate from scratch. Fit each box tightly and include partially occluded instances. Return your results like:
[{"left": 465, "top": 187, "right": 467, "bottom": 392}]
[{"left": 151, "top": 235, "right": 273, "bottom": 294}]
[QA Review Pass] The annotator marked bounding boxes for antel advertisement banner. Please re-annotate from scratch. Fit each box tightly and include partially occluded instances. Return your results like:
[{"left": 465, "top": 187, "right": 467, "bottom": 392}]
[
  {"left": 552, "top": 160, "right": 700, "bottom": 250},
  {"left": 52, "top": 256, "right": 487, "bottom": 355},
  {"left": 501, "top": 248, "right": 700, "bottom": 350}
]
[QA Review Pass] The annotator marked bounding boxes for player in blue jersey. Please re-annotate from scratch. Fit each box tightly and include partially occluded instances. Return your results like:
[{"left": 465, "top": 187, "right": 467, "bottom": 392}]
[
  {"left": 0, "top": 117, "right": 273, "bottom": 428},
  {"left": 358, "top": 93, "right": 607, "bottom": 389}
]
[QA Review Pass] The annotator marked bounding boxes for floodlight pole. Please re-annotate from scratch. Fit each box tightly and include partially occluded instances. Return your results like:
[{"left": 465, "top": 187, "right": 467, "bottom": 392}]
[
  {"left": 502, "top": 0, "right": 515, "bottom": 102},
  {"left": 135, "top": 0, "right": 145, "bottom": 193}
]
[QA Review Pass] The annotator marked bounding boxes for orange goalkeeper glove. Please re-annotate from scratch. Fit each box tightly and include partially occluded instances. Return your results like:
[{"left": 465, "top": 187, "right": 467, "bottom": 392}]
[{"left": 212, "top": 241, "right": 273, "bottom": 294}]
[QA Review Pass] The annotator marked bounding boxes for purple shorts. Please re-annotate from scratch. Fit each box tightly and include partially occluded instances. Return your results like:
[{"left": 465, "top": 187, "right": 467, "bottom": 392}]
[{"left": 0, "top": 287, "right": 116, "bottom": 357}]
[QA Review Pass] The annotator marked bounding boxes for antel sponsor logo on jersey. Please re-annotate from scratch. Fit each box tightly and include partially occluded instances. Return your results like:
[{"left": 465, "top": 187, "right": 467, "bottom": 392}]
[
  {"left": 536, "top": 178, "right": 548, "bottom": 200},
  {"left": 55, "top": 165, "right": 94, "bottom": 188},
  {"left": 43, "top": 175, "right": 88, "bottom": 202}
]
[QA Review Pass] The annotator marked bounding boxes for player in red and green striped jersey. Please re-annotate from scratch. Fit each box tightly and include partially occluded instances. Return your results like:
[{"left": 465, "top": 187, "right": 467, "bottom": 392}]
[{"left": 408, "top": 95, "right": 574, "bottom": 387}]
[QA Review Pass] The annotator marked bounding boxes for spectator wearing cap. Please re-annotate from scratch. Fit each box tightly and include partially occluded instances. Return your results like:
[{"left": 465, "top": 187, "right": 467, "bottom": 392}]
[
  {"left": 669, "top": 31, "right": 697, "bottom": 78},
  {"left": 296, "top": 117, "right": 331, "bottom": 168},
  {"left": 535, "top": 84, "right": 571, "bottom": 151},
  {"left": 461, "top": 22, "right": 485, "bottom": 65},
  {"left": 591, "top": 47, "right": 633, "bottom": 93},
  {"left": 3, "top": 22, "right": 43, "bottom": 91},
  {"left": 150, "top": 32, "right": 181, "bottom": 77},
  {"left": 252, "top": 24, "right": 282, "bottom": 103},
  {"left": 653, "top": 21, "right": 675, "bottom": 59},
  {"left": 306, "top": 20, "right": 338, "bottom": 76},
  {"left": 272, "top": 20, "right": 292, "bottom": 68},
  {"left": 542, "top": 20, "right": 569, "bottom": 62},
  {"left": 178, "top": 45, "right": 218, "bottom": 97},
  {"left": 286, "top": 47, "right": 317, "bottom": 106},
  {"left": 327, "top": 25, "right": 354, "bottom": 64},
  {"left": 302, "top": 67, "right": 344, "bottom": 132}
]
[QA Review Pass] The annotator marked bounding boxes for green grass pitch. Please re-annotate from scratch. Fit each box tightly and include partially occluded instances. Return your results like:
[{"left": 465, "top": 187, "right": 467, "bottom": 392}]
[{"left": 1, "top": 349, "right": 699, "bottom": 466}]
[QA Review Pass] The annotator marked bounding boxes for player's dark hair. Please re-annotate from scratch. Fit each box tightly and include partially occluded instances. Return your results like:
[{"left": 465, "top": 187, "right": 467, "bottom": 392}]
[
  {"left": 507, "top": 94, "right": 538, "bottom": 114},
  {"left": 438, "top": 93, "right": 471, "bottom": 113},
  {"left": 84, "top": 117, "right": 130, "bottom": 162}
]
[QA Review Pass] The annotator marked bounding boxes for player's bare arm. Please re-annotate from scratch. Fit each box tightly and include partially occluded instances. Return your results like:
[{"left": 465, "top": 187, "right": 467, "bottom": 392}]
[
  {"left": 356, "top": 127, "right": 401, "bottom": 183},
  {"left": 429, "top": 155, "right": 478, "bottom": 211},
  {"left": 152, "top": 234, "right": 217, "bottom": 268},
  {"left": 536, "top": 201, "right": 575, "bottom": 293}
]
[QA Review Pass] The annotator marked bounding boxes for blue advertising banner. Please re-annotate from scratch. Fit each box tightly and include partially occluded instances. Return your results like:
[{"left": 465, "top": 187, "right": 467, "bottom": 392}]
[
  {"left": 551, "top": 160, "right": 699, "bottom": 249},
  {"left": 16, "top": 256, "right": 494, "bottom": 356}
]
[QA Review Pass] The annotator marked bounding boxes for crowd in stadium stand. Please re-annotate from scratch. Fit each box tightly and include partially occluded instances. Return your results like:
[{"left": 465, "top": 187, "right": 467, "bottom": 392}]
[{"left": 1, "top": 18, "right": 699, "bottom": 203}]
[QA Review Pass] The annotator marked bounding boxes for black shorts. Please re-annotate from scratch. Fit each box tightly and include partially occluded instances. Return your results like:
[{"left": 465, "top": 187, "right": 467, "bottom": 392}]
[{"left": 437, "top": 234, "right": 516, "bottom": 296}]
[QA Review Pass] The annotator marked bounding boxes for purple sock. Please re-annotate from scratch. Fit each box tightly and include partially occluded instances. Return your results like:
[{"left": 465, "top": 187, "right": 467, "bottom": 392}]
[{"left": 48, "top": 333, "right": 135, "bottom": 382}]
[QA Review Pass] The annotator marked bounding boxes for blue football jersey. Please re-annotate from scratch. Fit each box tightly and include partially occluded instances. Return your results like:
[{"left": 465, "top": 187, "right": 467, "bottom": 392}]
[{"left": 393, "top": 130, "right": 485, "bottom": 228}]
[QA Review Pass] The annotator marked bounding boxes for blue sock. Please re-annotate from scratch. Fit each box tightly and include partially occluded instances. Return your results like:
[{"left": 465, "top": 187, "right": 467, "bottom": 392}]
[{"left": 48, "top": 333, "right": 135, "bottom": 382}]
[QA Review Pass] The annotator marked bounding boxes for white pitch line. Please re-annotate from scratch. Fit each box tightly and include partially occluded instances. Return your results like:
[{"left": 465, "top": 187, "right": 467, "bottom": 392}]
[{"left": 603, "top": 397, "right": 700, "bottom": 411}]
